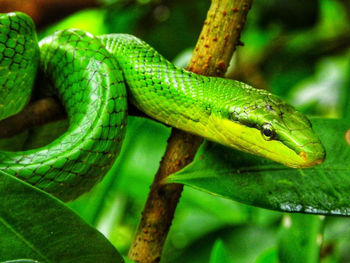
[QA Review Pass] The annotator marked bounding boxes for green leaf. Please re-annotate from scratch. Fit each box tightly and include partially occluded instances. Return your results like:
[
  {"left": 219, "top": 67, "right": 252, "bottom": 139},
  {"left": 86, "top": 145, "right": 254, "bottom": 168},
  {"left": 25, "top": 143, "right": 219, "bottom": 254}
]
[
  {"left": 278, "top": 214, "right": 323, "bottom": 263},
  {"left": 209, "top": 240, "right": 230, "bottom": 263},
  {"left": 166, "top": 118, "right": 350, "bottom": 215},
  {"left": 0, "top": 171, "right": 124, "bottom": 263},
  {"left": 254, "top": 247, "right": 278, "bottom": 263}
]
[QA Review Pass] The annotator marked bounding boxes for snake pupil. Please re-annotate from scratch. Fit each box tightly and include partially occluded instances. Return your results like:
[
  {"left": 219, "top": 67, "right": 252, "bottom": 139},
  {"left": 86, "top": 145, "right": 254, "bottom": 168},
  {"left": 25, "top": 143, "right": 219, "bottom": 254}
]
[
  {"left": 261, "top": 123, "right": 274, "bottom": 139},
  {"left": 263, "top": 128, "right": 273, "bottom": 137}
]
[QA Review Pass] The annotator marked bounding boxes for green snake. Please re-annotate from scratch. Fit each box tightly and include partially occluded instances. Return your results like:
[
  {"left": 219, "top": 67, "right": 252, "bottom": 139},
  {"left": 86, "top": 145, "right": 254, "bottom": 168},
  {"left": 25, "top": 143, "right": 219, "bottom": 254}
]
[{"left": 0, "top": 12, "right": 325, "bottom": 201}]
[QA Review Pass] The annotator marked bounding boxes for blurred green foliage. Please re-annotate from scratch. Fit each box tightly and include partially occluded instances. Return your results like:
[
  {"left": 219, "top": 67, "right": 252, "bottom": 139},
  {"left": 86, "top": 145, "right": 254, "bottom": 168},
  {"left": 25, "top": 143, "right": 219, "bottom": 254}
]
[
  {"left": 1, "top": 0, "right": 350, "bottom": 262},
  {"left": 278, "top": 214, "right": 323, "bottom": 263}
]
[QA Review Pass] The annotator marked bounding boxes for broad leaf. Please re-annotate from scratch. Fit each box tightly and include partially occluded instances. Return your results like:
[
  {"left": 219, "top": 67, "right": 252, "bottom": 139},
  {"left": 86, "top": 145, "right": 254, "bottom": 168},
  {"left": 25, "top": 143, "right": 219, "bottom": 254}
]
[
  {"left": 0, "top": 171, "right": 124, "bottom": 263},
  {"left": 166, "top": 118, "right": 350, "bottom": 215}
]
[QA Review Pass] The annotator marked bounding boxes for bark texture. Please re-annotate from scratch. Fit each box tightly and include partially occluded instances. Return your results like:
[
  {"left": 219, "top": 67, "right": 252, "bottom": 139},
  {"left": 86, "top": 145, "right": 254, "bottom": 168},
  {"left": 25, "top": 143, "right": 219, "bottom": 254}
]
[
  {"left": 128, "top": 0, "right": 253, "bottom": 262},
  {"left": 0, "top": 98, "right": 65, "bottom": 139}
]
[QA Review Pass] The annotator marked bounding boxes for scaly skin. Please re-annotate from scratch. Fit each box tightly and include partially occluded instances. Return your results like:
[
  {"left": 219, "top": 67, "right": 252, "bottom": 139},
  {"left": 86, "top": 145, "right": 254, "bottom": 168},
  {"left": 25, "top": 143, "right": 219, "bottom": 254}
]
[
  {"left": 0, "top": 12, "right": 39, "bottom": 120},
  {"left": 0, "top": 13, "right": 325, "bottom": 201}
]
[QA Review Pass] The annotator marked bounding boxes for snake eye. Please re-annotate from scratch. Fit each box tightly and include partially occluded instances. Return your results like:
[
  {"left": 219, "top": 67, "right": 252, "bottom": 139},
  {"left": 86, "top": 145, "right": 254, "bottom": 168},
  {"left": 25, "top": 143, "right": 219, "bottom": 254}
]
[{"left": 261, "top": 123, "right": 275, "bottom": 140}]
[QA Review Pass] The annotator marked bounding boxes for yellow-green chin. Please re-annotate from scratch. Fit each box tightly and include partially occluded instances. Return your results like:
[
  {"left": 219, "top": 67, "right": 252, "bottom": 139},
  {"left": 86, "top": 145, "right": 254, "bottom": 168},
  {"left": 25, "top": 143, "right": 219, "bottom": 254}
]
[{"left": 202, "top": 116, "right": 325, "bottom": 168}]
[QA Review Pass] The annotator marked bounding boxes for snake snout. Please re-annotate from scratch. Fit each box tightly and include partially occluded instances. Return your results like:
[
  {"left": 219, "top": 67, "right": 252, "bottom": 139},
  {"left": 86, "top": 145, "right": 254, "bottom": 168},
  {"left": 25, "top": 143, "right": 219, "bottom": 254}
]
[{"left": 297, "top": 142, "right": 326, "bottom": 168}]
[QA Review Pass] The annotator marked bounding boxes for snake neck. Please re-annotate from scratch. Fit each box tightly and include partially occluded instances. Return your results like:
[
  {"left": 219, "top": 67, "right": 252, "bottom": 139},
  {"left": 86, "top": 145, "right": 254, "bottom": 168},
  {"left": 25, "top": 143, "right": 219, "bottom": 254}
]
[
  {"left": 99, "top": 34, "right": 263, "bottom": 142},
  {"left": 99, "top": 34, "right": 215, "bottom": 134}
]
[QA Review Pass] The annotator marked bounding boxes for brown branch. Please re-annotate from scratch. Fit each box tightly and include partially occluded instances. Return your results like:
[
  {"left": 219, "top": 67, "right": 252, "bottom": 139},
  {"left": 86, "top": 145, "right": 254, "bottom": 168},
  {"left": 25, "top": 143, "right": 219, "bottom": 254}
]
[
  {"left": 0, "top": 98, "right": 147, "bottom": 139},
  {"left": 0, "top": 1, "right": 252, "bottom": 261},
  {"left": 127, "top": 0, "right": 253, "bottom": 262},
  {"left": 187, "top": 0, "right": 252, "bottom": 76},
  {"left": 0, "top": 98, "right": 65, "bottom": 139}
]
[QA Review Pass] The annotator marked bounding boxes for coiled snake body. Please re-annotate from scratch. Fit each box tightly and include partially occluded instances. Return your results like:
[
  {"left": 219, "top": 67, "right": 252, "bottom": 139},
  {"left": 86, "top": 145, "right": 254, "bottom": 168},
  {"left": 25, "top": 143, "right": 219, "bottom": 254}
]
[{"left": 0, "top": 12, "right": 325, "bottom": 201}]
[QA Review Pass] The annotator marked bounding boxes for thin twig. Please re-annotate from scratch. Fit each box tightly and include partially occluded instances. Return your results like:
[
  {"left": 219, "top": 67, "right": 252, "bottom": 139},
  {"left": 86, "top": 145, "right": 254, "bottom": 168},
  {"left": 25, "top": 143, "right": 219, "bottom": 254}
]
[
  {"left": 0, "top": 98, "right": 148, "bottom": 139},
  {"left": 0, "top": 98, "right": 65, "bottom": 139},
  {"left": 127, "top": 1, "right": 253, "bottom": 262}
]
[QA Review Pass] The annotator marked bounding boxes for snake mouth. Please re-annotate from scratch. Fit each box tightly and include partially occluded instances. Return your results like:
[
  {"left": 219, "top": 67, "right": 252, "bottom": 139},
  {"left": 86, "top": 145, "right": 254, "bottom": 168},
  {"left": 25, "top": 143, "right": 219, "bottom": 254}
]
[
  {"left": 204, "top": 115, "right": 326, "bottom": 169},
  {"left": 296, "top": 148, "right": 326, "bottom": 168}
]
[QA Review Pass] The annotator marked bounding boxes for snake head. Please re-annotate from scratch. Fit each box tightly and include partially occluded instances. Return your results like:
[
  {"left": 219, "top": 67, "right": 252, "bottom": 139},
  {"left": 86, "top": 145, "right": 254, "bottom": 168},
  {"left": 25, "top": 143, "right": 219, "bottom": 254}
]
[{"left": 207, "top": 80, "right": 326, "bottom": 168}]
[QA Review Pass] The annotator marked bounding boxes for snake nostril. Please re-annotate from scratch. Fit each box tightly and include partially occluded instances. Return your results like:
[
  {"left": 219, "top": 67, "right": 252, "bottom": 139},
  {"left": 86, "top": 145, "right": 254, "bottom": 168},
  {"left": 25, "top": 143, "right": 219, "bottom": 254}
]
[
  {"left": 345, "top": 129, "right": 350, "bottom": 146},
  {"left": 299, "top": 151, "right": 307, "bottom": 161}
]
